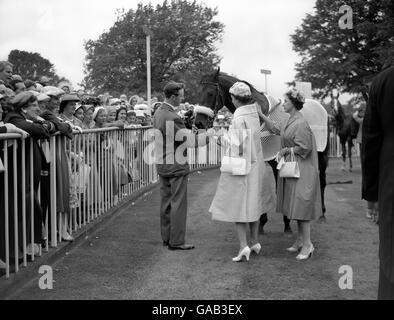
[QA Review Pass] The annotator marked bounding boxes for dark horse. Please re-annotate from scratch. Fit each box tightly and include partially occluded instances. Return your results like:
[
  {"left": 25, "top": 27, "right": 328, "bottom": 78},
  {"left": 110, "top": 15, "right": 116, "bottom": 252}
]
[
  {"left": 197, "top": 69, "right": 292, "bottom": 232},
  {"left": 197, "top": 69, "right": 329, "bottom": 228},
  {"left": 329, "top": 94, "right": 358, "bottom": 172}
]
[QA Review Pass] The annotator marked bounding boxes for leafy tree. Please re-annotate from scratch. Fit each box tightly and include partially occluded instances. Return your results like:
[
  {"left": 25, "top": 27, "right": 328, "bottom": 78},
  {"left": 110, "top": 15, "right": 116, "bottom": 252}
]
[
  {"left": 290, "top": 0, "right": 394, "bottom": 100},
  {"left": 8, "top": 49, "right": 68, "bottom": 84},
  {"left": 83, "top": 0, "right": 224, "bottom": 102}
]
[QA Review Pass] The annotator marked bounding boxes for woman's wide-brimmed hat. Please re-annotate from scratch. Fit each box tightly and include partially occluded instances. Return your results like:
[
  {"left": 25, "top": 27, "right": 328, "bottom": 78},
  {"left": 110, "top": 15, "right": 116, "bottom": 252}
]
[
  {"left": 60, "top": 94, "right": 80, "bottom": 103},
  {"left": 229, "top": 82, "right": 252, "bottom": 98}
]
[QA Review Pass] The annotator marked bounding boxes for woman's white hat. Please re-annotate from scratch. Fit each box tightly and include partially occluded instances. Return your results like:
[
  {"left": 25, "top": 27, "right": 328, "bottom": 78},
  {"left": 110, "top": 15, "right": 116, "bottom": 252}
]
[{"left": 229, "top": 82, "right": 251, "bottom": 97}]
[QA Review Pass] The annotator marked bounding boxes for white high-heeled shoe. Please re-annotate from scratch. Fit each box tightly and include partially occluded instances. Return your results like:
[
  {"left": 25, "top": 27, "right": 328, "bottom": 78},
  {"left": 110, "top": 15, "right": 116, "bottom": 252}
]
[
  {"left": 250, "top": 243, "right": 261, "bottom": 255},
  {"left": 286, "top": 239, "right": 303, "bottom": 253},
  {"left": 296, "top": 245, "right": 315, "bottom": 260},
  {"left": 232, "top": 246, "right": 251, "bottom": 262}
]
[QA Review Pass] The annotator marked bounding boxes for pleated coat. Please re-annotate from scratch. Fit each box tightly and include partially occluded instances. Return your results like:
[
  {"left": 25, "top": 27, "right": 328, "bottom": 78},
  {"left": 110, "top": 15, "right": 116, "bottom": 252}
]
[
  {"left": 209, "top": 104, "right": 276, "bottom": 223},
  {"left": 276, "top": 112, "right": 322, "bottom": 221}
]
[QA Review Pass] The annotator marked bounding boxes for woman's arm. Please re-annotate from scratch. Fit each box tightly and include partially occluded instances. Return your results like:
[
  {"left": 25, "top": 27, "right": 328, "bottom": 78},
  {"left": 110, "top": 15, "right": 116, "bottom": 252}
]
[{"left": 260, "top": 114, "right": 281, "bottom": 135}]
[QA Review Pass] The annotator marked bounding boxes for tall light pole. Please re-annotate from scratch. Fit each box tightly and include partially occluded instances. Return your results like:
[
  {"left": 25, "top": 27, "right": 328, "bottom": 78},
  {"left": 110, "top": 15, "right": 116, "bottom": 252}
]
[
  {"left": 143, "top": 26, "right": 153, "bottom": 110},
  {"left": 260, "top": 69, "right": 271, "bottom": 94}
]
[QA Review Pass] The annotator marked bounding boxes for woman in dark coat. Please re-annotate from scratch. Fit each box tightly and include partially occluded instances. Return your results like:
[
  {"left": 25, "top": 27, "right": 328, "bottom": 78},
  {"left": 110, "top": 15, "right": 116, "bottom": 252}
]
[
  {"left": 362, "top": 65, "right": 394, "bottom": 300},
  {"left": 3, "top": 92, "right": 55, "bottom": 258},
  {"left": 1, "top": 98, "right": 29, "bottom": 267},
  {"left": 40, "top": 93, "right": 75, "bottom": 241}
]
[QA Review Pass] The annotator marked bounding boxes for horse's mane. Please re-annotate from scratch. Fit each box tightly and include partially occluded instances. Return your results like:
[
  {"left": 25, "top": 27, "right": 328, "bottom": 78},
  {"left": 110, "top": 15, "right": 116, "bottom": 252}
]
[{"left": 203, "top": 71, "right": 269, "bottom": 115}]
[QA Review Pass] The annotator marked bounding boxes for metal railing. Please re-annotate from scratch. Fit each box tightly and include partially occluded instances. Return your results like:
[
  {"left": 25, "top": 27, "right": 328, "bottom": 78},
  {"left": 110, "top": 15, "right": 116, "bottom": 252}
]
[
  {"left": 0, "top": 126, "right": 223, "bottom": 280},
  {"left": 328, "top": 126, "right": 360, "bottom": 158}
]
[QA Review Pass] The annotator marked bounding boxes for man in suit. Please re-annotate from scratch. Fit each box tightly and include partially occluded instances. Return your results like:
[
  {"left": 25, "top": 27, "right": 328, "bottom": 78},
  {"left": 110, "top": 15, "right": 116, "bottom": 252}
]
[
  {"left": 153, "top": 81, "right": 212, "bottom": 251},
  {"left": 362, "top": 61, "right": 394, "bottom": 299}
]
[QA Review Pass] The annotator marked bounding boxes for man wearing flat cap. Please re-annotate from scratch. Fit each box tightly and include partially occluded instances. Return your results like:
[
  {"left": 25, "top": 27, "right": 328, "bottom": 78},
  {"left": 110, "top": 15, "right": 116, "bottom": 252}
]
[{"left": 153, "top": 81, "right": 214, "bottom": 251}]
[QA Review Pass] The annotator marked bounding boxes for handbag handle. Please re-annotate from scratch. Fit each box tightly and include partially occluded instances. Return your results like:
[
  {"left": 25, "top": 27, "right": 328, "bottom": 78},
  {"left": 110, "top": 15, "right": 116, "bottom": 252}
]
[{"left": 289, "top": 147, "right": 296, "bottom": 162}]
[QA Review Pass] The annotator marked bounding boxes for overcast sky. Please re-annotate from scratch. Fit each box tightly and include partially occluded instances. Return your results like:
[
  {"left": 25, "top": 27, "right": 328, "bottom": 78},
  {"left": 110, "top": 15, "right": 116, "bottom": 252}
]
[{"left": 0, "top": 0, "right": 318, "bottom": 99}]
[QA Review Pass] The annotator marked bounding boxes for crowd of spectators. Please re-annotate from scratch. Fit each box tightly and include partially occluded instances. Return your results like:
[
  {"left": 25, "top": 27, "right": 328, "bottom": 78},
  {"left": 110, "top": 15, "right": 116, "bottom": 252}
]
[
  {"left": 0, "top": 59, "right": 233, "bottom": 271},
  {"left": 0, "top": 61, "right": 156, "bottom": 269}
]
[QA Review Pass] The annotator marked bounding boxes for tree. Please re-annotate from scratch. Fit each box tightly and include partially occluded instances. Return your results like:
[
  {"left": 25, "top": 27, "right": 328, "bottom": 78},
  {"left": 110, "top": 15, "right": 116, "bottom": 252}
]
[
  {"left": 83, "top": 0, "right": 224, "bottom": 102},
  {"left": 8, "top": 50, "right": 68, "bottom": 84},
  {"left": 290, "top": 0, "right": 394, "bottom": 100}
]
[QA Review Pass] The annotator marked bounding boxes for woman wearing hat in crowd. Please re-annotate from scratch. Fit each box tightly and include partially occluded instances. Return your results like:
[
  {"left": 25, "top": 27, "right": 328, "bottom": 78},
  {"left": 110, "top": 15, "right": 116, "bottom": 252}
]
[
  {"left": 115, "top": 106, "right": 127, "bottom": 124},
  {"left": 81, "top": 105, "right": 95, "bottom": 130},
  {"left": 74, "top": 104, "right": 85, "bottom": 124},
  {"left": 59, "top": 94, "right": 83, "bottom": 130},
  {"left": 209, "top": 82, "right": 276, "bottom": 262},
  {"left": 4, "top": 92, "right": 56, "bottom": 256},
  {"left": 128, "top": 95, "right": 141, "bottom": 110},
  {"left": 261, "top": 88, "right": 322, "bottom": 260},
  {"left": 92, "top": 107, "right": 120, "bottom": 204},
  {"left": 1, "top": 95, "right": 30, "bottom": 266},
  {"left": 59, "top": 94, "right": 86, "bottom": 230},
  {"left": 39, "top": 91, "right": 76, "bottom": 241}
]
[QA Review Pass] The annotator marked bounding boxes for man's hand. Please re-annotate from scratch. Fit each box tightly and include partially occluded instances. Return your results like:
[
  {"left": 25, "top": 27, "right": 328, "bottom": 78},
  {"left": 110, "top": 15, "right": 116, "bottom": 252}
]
[{"left": 5, "top": 123, "right": 29, "bottom": 138}]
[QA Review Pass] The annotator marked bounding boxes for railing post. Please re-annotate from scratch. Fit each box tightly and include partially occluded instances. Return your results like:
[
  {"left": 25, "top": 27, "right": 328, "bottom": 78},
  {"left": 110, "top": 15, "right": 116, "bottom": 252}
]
[{"left": 50, "top": 135, "right": 57, "bottom": 248}]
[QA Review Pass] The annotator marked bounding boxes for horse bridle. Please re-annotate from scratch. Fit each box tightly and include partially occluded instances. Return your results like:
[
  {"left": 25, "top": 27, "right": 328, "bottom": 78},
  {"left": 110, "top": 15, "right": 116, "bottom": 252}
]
[{"left": 200, "top": 80, "right": 225, "bottom": 127}]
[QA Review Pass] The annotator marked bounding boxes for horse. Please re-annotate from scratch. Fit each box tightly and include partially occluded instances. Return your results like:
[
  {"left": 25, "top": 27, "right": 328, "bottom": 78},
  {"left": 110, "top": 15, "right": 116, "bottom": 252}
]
[
  {"left": 329, "top": 94, "right": 358, "bottom": 172},
  {"left": 197, "top": 69, "right": 329, "bottom": 225}
]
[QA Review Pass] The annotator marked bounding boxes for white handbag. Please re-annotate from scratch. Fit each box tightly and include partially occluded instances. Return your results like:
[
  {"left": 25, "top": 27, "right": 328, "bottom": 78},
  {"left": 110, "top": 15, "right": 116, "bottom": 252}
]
[
  {"left": 277, "top": 148, "right": 300, "bottom": 178},
  {"left": 220, "top": 155, "right": 249, "bottom": 175}
]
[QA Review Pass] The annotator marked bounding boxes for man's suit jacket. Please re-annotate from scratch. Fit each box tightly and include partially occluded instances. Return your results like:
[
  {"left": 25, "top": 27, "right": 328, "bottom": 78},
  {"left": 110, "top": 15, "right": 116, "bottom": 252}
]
[
  {"left": 153, "top": 103, "right": 189, "bottom": 177},
  {"left": 362, "top": 66, "right": 394, "bottom": 281}
]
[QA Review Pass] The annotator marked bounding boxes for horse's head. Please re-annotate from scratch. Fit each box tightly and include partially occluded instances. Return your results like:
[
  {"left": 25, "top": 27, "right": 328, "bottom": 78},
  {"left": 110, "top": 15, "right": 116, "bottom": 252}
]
[{"left": 197, "top": 68, "right": 224, "bottom": 129}]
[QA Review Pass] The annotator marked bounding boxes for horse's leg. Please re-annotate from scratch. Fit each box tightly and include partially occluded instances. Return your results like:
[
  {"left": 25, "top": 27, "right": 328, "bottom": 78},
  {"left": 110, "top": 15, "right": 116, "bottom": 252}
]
[
  {"left": 348, "top": 139, "right": 353, "bottom": 172},
  {"left": 317, "top": 152, "right": 328, "bottom": 222},
  {"left": 283, "top": 215, "right": 292, "bottom": 233},
  {"left": 341, "top": 141, "right": 347, "bottom": 171}
]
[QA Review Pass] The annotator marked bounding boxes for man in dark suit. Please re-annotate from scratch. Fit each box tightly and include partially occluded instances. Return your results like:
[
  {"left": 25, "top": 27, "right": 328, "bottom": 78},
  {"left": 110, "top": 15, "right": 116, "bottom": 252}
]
[
  {"left": 362, "top": 62, "right": 394, "bottom": 299},
  {"left": 153, "top": 81, "right": 212, "bottom": 251}
]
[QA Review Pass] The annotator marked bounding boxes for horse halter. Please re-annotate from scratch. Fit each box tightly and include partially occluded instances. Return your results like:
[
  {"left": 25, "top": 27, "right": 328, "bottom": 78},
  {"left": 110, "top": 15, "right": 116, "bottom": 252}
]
[{"left": 200, "top": 80, "right": 224, "bottom": 124}]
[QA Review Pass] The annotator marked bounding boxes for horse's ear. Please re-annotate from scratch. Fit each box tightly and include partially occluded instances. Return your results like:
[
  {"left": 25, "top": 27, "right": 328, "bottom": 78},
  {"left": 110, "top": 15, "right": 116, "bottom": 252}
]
[{"left": 214, "top": 67, "right": 220, "bottom": 80}]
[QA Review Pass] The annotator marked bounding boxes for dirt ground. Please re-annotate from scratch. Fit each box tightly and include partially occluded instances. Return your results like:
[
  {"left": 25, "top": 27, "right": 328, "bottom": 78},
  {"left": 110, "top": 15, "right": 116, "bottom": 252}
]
[{"left": 8, "top": 157, "right": 379, "bottom": 300}]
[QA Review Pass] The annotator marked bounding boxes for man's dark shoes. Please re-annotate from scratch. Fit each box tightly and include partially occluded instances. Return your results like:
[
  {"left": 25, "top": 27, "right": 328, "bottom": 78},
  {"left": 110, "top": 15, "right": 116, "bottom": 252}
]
[
  {"left": 163, "top": 240, "right": 169, "bottom": 246},
  {"left": 168, "top": 244, "right": 195, "bottom": 251}
]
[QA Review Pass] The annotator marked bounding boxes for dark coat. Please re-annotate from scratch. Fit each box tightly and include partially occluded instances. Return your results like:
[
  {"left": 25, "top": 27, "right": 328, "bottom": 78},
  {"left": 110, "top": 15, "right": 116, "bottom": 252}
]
[
  {"left": 1, "top": 112, "right": 52, "bottom": 257},
  {"left": 153, "top": 103, "right": 189, "bottom": 177},
  {"left": 40, "top": 110, "right": 72, "bottom": 214},
  {"left": 362, "top": 66, "right": 394, "bottom": 283},
  {"left": 40, "top": 110, "right": 73, "bottom": 139}
]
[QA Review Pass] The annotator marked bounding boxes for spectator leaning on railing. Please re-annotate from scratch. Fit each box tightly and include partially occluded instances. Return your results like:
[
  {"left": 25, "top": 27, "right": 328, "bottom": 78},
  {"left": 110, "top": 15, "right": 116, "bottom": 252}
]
[
  {"left": 1, "top": 94, "right": 29, "bottom": 268},
  {"left": 4, "top": 91, "right": 55, "bottom": 256}
]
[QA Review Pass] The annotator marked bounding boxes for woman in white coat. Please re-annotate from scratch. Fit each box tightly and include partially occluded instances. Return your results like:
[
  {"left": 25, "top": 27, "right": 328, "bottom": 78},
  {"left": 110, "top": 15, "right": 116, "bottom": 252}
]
[{"left": 209, "top": 82, "right": 276, "bottom": 262}]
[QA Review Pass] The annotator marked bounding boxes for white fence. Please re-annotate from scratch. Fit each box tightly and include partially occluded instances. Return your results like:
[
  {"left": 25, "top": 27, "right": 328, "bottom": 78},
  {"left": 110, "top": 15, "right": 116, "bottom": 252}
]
[
  {"left": 328, "top": 126, "right": 360, "bottom": 158},
  {"left": 0, "top": 127, "right": 223, "bottom": 280}
]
